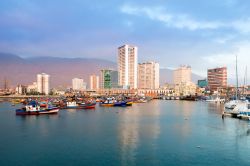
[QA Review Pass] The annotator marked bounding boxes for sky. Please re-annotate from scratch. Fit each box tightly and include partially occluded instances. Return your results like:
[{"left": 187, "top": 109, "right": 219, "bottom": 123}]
[{"left": 1, "top": 0, "right": 250, "bottom": 84}]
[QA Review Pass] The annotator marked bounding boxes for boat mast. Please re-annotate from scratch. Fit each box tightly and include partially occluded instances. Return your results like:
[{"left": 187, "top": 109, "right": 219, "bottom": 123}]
[
  {"left": 244, "top": 66, "right": 247, "bottom": 97},
  {"left": 236, "top": 55, "right": 239, "bottom": 100}
]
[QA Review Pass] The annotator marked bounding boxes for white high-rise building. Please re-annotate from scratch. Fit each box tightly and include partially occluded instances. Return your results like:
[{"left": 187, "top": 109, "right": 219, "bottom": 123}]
[
  {"left": 90, "top": 75, "right": 99, "bottom": 90},
  {"left": 72, "top": 78, "right": 86, "bottom": 91},
  {"left": 118, "top": 44, "right": 138, "bottom": 89},
  {"left": 138, "top": 62, "right": 160, "bottom": 89},
  {"left": 37, "top": 73, "right": 50, "bottom": 95},
  {"left": 173, "top": 65, "right": 192, "bottom": 85}
]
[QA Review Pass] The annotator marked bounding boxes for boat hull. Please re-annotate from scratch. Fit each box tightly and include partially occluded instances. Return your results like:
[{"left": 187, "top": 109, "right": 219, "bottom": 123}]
[
  {"left": 16, "top": 108, "right": 59, "bottom": 115},
  {"left": 100, "top": 103, "right": 114, "bottom": 107}
]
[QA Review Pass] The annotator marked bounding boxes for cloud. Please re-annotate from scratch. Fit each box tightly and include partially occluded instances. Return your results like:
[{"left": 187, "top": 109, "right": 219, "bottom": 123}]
[
  {"left": 120, "top": 4, "right": 223, "bottom": 31},
  {"left": 202, "top": 41, "right": 250, "bottom": 84},
  {"left": 120, "top": 4, "right": 250, "bottom": 34}
]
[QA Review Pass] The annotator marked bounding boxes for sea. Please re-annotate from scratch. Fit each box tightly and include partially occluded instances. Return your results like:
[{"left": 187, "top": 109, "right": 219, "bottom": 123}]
[{"left": 0, "top": 100, "right": 250, "bottom": 166}]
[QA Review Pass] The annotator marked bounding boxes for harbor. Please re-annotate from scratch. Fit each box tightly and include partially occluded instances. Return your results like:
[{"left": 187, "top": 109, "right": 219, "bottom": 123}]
[{"left": 0, "top": 100, "right": 249, "bottom": 166}]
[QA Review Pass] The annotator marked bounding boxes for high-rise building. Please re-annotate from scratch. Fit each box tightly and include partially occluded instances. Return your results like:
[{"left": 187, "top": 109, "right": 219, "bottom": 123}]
[
  {"left": 118, "top": 44, "right": 138, "bottom": 89},
  {"left": 100, "top": 69, "right": 118, "bottom": 89},
  {"left": 173, "top": 65, "right": 191, "bottom": 85},
  {"left": 207, "top": 67, "right": 227, "bottom": 92},
  {"left": 72, "top": 78, "right": 86, "bottom": 91},
  {"left": 37, "top": 73, "right": 50, "bottom": 95},
  {"left": 15, "top": 84, "right": 27, "bottom": 95},
  {"left": 90, "top": 75, "right": 99, "bottom": 90},
  {"left": 138, "top": 61, "right": 160, "bottom": 89}
]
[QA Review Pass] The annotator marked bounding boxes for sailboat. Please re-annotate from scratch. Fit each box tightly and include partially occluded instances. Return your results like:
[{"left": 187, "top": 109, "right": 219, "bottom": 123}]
[{"left": 224, "top": 56, "right": 248, "bottom": 113}]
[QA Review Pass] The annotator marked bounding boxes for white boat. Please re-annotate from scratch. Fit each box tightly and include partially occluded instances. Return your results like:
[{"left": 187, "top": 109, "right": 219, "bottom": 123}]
[
  {"left": 66, "top": 101, "right": 78, "bottom": 108},
  {"left": 235, "top": 102, "right": 250, "bottom": 120},
  {"left": 224, "top": 100, "right": 244, "bottom": 109},
  {"left": 224, "top": 102, "right": 248, "bottom": 118},
  {"left": 206, "top": 96, "right": 225, "bottom": 103}
]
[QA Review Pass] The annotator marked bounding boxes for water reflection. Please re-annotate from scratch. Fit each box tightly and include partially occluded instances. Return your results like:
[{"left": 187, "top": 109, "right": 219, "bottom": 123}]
[{"left": 118, "top": 101, "right": 161, "bottom": 165}]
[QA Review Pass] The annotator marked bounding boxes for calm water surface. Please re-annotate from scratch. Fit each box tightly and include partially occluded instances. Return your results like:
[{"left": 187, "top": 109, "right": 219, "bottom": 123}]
[{"left": 0, "top": 100, "right": 250, "bottom": 166}]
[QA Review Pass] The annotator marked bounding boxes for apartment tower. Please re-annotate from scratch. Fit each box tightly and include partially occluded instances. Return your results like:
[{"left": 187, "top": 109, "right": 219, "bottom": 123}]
[
  {"left": 207, "top": 67, "right": 227, "bottom": 92},
  {"left": 89, "top": 75, "right": 100, "bottom": 90},
  {"left": 118, "top": 44, "right": 138, "bottom": 89},
  {"left": 138, "top": 61, "right": 160, "bottom": 89},
  {"left": 173, "top": 65, "right": 192, "bottom": 84},
  {"left": 37, "top": 73, "right": 50, "bottom": 95}
]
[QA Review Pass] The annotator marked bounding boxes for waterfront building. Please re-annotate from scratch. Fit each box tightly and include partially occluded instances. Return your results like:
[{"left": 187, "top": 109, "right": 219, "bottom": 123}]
[
  {"left": 72, "top": 78, "right": 86, "bottom": 91},
  {"left": 207, "top": 67, "right": 227, "bottom": 92},
  {"left": 15, "top": 84, "right": 27, "bottom": 95},
  {"left": 138, "top": 61, "right": 160, "bottom": 89},
  {"left": 37, "top": 73, "right": 50, "bottom": 95},
  {"left": 118, "top": 44, "right": 138, "bottom": 89},
  {"left": 174, "top": 82, "right": 197, "bottom": 96},
  {"left": 27, "top": 82, "right": 38, "bottom": 93},
  {"left": 100, "top": 69, "right": 118, "bottom": 89},
  {"left": 173, "top": 65, "right": 192, "bottom": 85},
  {"left": 89, "top": 75, "right": 99, "bottom": 90},
  {"left": 198, "top": 79, "right": 208, "bottom": 88}
]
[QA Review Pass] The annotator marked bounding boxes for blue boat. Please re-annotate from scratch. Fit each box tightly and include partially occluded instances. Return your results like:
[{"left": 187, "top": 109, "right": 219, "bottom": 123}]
[{"left": 114, "top": 101, "right": 127, "bottom": 107}]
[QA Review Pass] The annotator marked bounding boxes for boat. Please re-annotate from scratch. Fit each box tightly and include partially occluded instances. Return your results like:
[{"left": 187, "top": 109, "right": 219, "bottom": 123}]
[
  {"left": 235, "top": 102, "right": 250, "bottom": 120},
  {"left": 11, "top": 99, "right": 21, "bottom": 104},
  {"left": 224, "top": 56, "right": 241, "bottom": 110},
  {"left": 66, "top": 101, "right": 78, "bottom": 109},
  {"left": 206, "top": 96, "right": 225, "bottom": 103},
  {"left": 100, "top": 98, "right": 115, "bottom": 107},
  {"left": 180, "top": 95, "right": 197, "bottom": 101},
  {"left": 126, "top": 101, "right": 133, "bottom": 106},
  {"left": 100, "top": 102, "right": 114, "bottom": 107},
  {"left": 80, "top": 102, "right": 96, "bottom": 109},
  {"left": 224, "top": 100, "right": 245, "bottom": 109},
  {"left": 114, "top": 101, "right": 127, "bottom": 107},
  {"left": 16, "top": 101, "right": 59, "bottom": 115}
]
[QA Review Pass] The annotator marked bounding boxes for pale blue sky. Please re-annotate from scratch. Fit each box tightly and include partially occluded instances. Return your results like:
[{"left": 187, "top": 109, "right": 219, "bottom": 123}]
[{"left": 1, "top": 0, "right": 250, "bottom": 83}]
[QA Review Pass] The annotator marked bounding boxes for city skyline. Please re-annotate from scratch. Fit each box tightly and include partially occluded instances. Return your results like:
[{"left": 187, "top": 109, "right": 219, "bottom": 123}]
[{"left": 1, "top": 0, "right": 250, "bottom": 82}]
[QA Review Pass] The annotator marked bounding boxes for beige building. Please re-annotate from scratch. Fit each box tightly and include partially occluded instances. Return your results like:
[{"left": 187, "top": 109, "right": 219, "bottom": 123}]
[
  {"left": 173, "top": 65, "right": 191, "bottom": 85},
  {"left": 27, "top": 82, "right": 38, "bottom": 93},
  {"left": 138, "top": 61, "right": 160, "bottom": 89},
  {"left": 118, "top": 44, "right": 138, "bottom": 89},
  {"left": 72, "top": 78, "right": 86, "bottom": 91},
  {"left": 37, "top": 73, "right": 50, "bottom": 95},
  {"left": 174, "top": 82, "right": 197, "bottom": 96},
  {"left": 89, "top": 75, "right": 99, "bottom": 90}
]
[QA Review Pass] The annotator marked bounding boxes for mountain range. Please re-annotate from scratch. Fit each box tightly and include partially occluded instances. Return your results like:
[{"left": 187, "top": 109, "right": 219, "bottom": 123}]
[{"left": 0, "top": 53, "right": 203, "bottom": 88}]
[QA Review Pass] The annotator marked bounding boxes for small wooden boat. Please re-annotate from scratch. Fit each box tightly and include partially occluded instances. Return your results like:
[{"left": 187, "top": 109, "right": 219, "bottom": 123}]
[
  {"left": 126, "top": 101, "right": 133, "bottom": 106},
  {"left": 16, "top": 101, "right": 59, "bottom": 115},
  {"left": 80, "top": 103, "right": 96, "bottom": 109},
  {"left": 114, "top": 101, "right": 127, "bottom": 107}
]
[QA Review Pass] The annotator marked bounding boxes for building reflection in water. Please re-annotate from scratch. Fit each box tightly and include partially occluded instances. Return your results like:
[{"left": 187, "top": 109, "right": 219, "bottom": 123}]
[{"left": 118, "top": 101, "right": 161, "bottom": 166}]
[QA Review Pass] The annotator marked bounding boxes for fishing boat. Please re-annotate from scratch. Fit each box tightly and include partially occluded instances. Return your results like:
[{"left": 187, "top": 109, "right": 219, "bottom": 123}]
[
  {"left": 16, "top": 101, "right": 59, "bottom": 115},
  {"left": 126, "top": 101, "right": 133, "bottom": 106},
  {"left": 11, "top": 99, "right": 21, "bottom": 104},
  {"left": 100, "top": 98, "right": 115, "bottom": 107},
  {"left": 66, "top": 101, "right": 78, "bottom": 109},
  {"left": 114, "top": 101, "right": 127, "bottom": 107},
  {"left": 80, "top": 102, "right": 96, "bottom": 109},
  {"left": 180, "top": 95, "right": 197, "bottom": 101}
]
